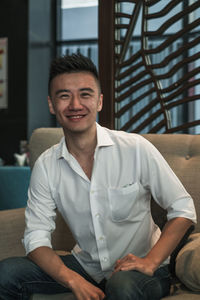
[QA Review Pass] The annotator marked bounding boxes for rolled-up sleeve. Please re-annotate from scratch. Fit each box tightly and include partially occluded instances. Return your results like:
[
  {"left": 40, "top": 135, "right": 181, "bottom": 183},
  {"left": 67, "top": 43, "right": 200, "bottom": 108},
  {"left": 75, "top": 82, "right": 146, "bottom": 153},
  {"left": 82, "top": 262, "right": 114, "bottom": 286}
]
[
  {"left": 139, "top": 136, "right": 197, "bottom": 224},
  {"left": 23, "top": 156, "right": 57, "bottom": 255}
]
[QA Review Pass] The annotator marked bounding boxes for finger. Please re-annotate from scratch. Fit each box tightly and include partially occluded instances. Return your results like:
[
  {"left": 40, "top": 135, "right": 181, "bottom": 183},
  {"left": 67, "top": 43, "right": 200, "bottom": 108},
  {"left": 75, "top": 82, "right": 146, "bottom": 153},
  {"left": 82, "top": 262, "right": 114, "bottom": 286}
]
[
  {"left": 120, "top": 263, "right": 136, "bottom": 271},
  {"left": 120, "top": 253, "right": 136, "bottom": 264},
  {"left": 100, "top": 290, "right": 106, "bottom": 299},
  {"left": 114, "top": 255, "right": 131, "bottom": 268},
  {"left": 118, "top": 255, "right": 129, "bottom": 263},
  {"left": 113, "top": 262, "right": 133, "bottom": 273},
  {"left": 120, "top": 262, "right": 153, "bottom": 276},
  {"left": 95, "top": 287, "right": 105, "bottom": 300},
  {"left": 113, "top": 267, "right": 121, "bottom": 273},
  {"left": 114, "top": 259, "right": 121, "bottom": 268},
  {"left": 115, "top": 260, "right": 141, "bottom": 273},
  {"left": 114, "top": 254, "right": 138, "bottom": 273}
]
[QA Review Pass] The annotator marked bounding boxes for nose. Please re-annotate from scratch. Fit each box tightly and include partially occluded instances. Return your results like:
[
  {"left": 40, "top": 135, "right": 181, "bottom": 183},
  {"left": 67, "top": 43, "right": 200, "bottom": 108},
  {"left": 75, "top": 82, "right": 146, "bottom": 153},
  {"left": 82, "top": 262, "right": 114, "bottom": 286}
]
[{"left": 69, "top": 95, "right": 83, "bottom": 110}]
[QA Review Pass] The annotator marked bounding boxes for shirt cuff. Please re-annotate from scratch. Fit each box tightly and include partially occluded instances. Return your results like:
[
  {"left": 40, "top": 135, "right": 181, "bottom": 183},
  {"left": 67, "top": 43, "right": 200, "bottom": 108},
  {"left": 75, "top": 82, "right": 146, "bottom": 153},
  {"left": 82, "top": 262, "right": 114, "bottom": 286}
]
[
  {"left": 167, "top": 197, "right": 197, "bottom": 223},
  {"left": 23, "top": 231, "right": 52, "bottom": 255}
]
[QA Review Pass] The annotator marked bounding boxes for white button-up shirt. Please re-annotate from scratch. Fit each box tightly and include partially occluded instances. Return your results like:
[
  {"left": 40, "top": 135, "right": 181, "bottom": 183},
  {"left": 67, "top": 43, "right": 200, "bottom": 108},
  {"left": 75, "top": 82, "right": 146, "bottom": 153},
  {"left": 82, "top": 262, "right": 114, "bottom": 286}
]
[{"left": 23, "top": 123, "right": 196, "bottom": 282}]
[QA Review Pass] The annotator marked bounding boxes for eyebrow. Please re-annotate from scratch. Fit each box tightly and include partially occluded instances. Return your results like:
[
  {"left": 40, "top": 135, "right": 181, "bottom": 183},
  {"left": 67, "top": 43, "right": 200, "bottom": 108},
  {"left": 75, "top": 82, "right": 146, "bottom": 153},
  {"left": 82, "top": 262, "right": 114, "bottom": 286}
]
[
  {"left": 79, "top": 88, "right": 95, "bottom": 93},
  {"left": 55, "top": 89, "right": 70, "bottom": 96},
  {"left": 55, "top": 88, "right": 95, "bottom": 96}
]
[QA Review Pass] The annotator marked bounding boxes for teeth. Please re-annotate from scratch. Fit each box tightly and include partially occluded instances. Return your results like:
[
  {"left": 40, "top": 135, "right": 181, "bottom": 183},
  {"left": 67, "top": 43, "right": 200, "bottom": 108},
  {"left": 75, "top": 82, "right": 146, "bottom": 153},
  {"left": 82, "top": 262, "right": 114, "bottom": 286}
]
[{"left": 68, "top": 115, "right": 83, "bottom": 119}]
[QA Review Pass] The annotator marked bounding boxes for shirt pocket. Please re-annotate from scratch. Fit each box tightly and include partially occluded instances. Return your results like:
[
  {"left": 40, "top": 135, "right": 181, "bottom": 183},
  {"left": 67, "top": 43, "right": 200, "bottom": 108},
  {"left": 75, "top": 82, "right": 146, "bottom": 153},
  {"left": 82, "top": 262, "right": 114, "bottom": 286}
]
[{"left": 108, "top": 182, "right": 140, "bottom": 222}]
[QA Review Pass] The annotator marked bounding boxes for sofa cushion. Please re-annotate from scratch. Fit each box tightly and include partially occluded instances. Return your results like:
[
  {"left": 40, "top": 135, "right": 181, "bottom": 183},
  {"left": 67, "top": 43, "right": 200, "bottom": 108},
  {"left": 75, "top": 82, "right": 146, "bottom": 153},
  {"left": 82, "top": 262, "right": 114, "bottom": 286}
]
[
  {"left": 175, "top": 233, "right": 200, "bottom": 292},
  {"left": 169, "top": 225, "right": 195, "bottom": 275},
  {"left": 0, "top": 208, "right": 26, "bottom": 260}
]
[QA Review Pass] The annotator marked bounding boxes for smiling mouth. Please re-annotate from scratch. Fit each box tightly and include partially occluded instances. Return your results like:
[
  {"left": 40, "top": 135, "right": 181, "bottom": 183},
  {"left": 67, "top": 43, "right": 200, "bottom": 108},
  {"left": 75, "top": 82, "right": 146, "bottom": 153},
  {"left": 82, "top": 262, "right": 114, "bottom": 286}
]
[{"left": 67, "top": 115, "right": 86, "bottom": 120}]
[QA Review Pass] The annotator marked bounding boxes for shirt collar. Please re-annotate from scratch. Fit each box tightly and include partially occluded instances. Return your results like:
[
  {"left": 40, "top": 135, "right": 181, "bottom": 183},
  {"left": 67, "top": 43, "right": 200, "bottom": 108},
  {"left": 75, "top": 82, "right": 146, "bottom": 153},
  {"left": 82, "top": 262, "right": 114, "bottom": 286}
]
[
  {"left": 96, "top": 122, "right": 114, "bottom": 148},
  {"left": 57, "top": 123, "right": 114, "bottom": 160}
]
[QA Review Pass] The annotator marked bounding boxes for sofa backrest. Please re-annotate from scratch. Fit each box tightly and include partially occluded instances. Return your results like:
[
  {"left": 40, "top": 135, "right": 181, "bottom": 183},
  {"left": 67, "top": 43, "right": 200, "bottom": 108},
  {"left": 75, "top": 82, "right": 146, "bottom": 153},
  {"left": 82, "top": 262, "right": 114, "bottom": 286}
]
[
  {"left": 29, "top": 129, "right": 200, "bottom": 238},
  {"left": 142, "top": 134, "right": 200, "bottom": 233},
  {"left": 29, "top": 127, "right": 64, "bottom": 169}
]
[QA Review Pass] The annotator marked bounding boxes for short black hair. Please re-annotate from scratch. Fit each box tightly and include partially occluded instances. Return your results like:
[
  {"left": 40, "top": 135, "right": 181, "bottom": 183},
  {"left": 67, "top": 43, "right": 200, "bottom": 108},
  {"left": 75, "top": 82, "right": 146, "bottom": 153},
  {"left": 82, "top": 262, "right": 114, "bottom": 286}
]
[{"left": 48, "top": 53, "right": 100, "bottom": 95}]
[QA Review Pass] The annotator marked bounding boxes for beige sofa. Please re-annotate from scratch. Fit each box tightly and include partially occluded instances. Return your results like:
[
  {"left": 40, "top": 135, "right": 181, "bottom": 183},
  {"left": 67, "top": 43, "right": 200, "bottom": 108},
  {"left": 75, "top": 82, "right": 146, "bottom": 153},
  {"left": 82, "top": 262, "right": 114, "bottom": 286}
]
[{"left": 0, "top": 128, "right": 200, "bottom": 299}]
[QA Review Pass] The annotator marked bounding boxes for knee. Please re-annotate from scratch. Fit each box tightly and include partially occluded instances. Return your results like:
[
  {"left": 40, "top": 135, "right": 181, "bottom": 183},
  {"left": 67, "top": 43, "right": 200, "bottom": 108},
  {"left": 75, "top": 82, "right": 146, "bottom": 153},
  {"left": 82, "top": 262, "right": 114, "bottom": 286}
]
[
  {"left": 0, "top": 257, "right": 26, "bottom": 288},
  {"left": 0, "top": 258, "right": 15, "bottom": 287},
  {"left": 105, "top": 271, "right": 142, "bottom": 300}
]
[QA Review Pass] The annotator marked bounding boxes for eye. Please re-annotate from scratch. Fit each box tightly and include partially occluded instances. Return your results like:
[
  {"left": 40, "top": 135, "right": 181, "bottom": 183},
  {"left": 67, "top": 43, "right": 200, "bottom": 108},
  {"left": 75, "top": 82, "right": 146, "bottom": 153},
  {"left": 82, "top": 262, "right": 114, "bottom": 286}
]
[
  {"left": 81, "top": 92, "right": 92, "bottom": 98},
  {"left": 58, "top": 94, "right": 70, "bottom": 100}
]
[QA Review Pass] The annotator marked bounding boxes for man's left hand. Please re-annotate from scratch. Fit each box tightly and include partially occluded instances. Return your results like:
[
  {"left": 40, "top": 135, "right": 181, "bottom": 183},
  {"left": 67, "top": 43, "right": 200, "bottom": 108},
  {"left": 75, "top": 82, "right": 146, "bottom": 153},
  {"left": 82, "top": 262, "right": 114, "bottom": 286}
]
[{"left": 113, "top": 254, "right": 157, "bottom": 277}]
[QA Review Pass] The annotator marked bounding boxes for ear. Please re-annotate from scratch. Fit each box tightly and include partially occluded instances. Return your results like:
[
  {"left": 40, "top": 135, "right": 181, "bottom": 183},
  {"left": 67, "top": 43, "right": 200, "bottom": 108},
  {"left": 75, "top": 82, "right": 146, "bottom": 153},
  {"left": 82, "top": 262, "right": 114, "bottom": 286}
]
[
  {"left": 48, "top": 96, "right": 56, "bottom": 115},
  {"left": 97, "top": 94, "right": 103, "bottom": 112}
]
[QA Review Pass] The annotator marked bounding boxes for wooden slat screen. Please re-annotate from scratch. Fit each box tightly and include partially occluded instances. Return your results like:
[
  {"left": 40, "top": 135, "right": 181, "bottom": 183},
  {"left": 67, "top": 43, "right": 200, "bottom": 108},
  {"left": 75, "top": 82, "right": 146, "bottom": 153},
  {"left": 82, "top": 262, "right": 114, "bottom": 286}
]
[{"left": 99, "top": 0, "right": 200, "bottom": 134}]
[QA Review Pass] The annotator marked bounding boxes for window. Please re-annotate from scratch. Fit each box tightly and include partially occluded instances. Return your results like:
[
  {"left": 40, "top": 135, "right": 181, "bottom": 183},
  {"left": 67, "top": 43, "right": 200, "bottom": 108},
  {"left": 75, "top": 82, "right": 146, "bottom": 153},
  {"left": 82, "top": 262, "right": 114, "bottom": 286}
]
[{"left": 56, "top": 0, "right": 98, "bottom": 68}]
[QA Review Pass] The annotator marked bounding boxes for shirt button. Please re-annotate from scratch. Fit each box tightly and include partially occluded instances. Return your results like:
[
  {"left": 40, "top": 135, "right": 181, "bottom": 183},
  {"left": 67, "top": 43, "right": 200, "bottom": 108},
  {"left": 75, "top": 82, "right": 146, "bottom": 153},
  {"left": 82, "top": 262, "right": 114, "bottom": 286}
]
[
  {"left": 95, "top": 213, "right": 100, "bottom": 219},
  {"left": 99, "top": 236, "right": 105, "bottom": 241},
  {"left": 103, "top": 257, "right": 108, "bottom": 262}
]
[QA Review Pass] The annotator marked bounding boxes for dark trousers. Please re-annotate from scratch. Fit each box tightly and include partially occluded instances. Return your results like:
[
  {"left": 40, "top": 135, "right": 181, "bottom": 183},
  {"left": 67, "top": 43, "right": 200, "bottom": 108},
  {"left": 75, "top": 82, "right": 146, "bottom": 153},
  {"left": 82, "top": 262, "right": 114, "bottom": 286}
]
[{"left": 0, "top": 255, "right": 170, "bottom": 300}]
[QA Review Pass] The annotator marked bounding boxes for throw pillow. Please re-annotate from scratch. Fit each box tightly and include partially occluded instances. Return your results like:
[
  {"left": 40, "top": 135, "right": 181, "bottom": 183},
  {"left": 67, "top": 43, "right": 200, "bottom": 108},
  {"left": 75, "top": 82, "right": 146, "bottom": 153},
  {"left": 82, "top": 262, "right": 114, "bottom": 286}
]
[{"left": 175, "top": 233, "right": 200, "bottom": 292}]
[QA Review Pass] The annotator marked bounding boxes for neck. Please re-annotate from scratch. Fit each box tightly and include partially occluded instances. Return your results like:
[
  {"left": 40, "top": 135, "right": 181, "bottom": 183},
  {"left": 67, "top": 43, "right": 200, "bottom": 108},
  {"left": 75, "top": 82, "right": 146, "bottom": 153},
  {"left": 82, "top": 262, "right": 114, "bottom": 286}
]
[{"left": 64, "top": 124, "right": 97, "bottom": 159}]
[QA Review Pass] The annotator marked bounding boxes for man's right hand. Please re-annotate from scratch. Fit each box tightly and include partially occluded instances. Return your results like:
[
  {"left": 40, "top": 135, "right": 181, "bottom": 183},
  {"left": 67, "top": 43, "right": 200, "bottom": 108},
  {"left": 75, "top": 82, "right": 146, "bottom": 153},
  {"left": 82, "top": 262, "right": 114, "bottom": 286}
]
[
  {"left": 67, "top": 268, "right": 105, "bottom": 300},
  {"left": 28, "top": 247, "right": 105, "bottom": 300}
]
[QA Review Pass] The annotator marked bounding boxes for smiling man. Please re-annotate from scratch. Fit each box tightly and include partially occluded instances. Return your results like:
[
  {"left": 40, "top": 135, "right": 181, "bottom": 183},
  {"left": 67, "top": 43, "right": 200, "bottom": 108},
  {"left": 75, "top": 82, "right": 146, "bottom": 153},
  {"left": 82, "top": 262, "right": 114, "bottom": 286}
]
[
  {"left": 48, "top": 71, "right": 102, "bottom": 135},
  {"left": 0, "top": 53, "right": 197, "bottom": 300}
]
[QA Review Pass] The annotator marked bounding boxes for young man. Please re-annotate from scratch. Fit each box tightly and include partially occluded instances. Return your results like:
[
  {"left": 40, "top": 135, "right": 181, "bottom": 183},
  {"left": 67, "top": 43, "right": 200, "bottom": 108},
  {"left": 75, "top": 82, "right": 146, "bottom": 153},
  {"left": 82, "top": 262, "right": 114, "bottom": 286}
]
[{"left": 0, "top": 53, "right": 196, "bottom": 300}]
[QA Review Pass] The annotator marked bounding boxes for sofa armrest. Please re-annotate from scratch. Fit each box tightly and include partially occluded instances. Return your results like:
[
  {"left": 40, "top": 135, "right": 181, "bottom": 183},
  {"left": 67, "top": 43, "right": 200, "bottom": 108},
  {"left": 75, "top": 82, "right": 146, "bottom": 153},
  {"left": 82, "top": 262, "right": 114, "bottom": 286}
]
[
  {"left": 0, "top": 207, "right": 75, "bottom": 261},
  {"left": 0, "top": 208, "right": 26, "bottom": 260}
]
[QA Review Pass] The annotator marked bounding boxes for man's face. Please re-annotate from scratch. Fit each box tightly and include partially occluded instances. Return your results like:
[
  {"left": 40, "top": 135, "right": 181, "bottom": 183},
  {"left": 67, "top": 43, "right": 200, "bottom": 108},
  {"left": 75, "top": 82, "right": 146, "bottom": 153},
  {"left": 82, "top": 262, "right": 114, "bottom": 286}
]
[{"left": 48, "top": 72, "right": 103, "bottom": 135}]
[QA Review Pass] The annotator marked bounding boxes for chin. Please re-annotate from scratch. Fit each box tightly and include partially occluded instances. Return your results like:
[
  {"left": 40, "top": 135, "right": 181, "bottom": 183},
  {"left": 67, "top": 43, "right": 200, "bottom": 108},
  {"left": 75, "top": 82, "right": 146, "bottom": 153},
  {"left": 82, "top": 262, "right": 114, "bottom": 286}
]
[{"left": 64, "top": 123, "right": 95, "bottom": 135}]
